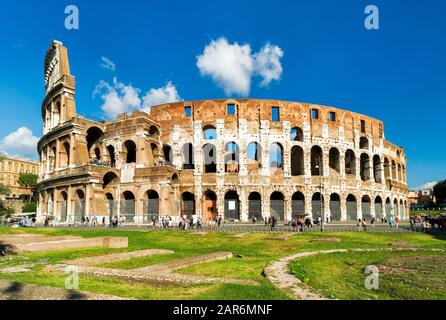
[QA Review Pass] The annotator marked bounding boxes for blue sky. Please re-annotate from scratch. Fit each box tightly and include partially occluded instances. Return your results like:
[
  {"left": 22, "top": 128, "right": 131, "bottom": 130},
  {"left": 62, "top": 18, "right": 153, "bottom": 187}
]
[{"left": 0, "top": 0, "right": 445, "bottom": 188}]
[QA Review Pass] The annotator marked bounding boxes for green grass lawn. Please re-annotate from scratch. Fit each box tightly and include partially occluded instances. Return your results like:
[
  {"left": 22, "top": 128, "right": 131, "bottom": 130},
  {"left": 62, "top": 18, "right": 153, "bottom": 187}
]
[
  {"left": 0, "top": 227, "right": 445, "bottom": 300},
  {"left": 410, "top": 210, "right": 444, "bottom": 217},
  {"left": 290, "top": 249, "right": 446, "bottom": 300}
]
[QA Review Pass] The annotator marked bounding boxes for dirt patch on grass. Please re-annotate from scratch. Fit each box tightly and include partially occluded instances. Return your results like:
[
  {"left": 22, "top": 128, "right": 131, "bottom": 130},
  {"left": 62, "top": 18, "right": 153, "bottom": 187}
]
[
  {"left": 379, "top": 255, "right": 446, "bottom": 275},
  {"left": 0, "top": 280, "right": 131, "bottom": 300},
  {"left": 310, "top": 237, "right": 341, "bottom": 243},
  {"left": 388, "top": 240, "right": 418, "bottom": 249}
]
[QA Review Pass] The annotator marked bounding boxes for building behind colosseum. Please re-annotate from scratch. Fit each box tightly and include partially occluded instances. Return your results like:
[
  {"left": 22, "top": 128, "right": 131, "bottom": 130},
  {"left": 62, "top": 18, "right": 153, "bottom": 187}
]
[{"left": 36, "top": 40, "right": 409, "bottom": 224}]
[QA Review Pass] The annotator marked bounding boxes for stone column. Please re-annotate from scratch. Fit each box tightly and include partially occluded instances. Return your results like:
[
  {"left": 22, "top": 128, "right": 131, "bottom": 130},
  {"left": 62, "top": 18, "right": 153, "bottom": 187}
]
[
  {"left": 85, "top": 184, "right": 91, "bottom": 218},
  {"left": 340, "top": 196, "right": 347, "bottom": 221},
  {"left": 69, "top": 134, "right": 75, "bottom": 167},
  {"left": 305, "top": 192, "right": 312, "bottom": 219},
  {"left": 357, "top": 199, "right": 362, "bottom": 220},
  {"left": 340, "top": 154, "right": 346, "bottom": 180},
  {"left": 370, "top": 200, "right": 376, "bottom": 218},
  {"left": 240, "top": 188, "right": 248, "bottom": 222},
  {"left": 322, "top": 152, "right": 329, "bottom": 177},
  {"left": 323, "top": 194, "right": 331, "bottom": 222}
]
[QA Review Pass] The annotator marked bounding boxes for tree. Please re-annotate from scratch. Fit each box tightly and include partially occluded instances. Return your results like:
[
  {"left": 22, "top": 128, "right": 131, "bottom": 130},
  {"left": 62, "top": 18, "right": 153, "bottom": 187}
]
[
  {"left": 17, "top": 173, "right": 38, "bottom": 202},
  {"left": 0, "top": 200, "right": 14, "bottom": 223},
  {"left": 0, "top": 184, "right": 10, "bottom": 197},
  {"left": 433, "top": 180, "right": 446, "bottom": 204}
]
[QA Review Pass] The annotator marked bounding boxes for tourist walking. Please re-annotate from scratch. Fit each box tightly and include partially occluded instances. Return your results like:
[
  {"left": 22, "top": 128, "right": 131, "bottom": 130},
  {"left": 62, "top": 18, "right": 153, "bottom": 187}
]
[
  {"left": 395, "top": 217, "right": 399, "bottom": 228},
  {"left": 362, "top": 220, "right": 367, "bottom": 231},
  {"left": 388, "top": 216, "right": 393, "bottom": 228}
]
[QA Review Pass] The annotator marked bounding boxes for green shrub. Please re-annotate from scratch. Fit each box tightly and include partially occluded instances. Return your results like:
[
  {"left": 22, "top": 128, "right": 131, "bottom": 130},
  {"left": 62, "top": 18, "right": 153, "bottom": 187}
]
[{"left": 22, "top": 202, "right": 37, "bottom": 213}]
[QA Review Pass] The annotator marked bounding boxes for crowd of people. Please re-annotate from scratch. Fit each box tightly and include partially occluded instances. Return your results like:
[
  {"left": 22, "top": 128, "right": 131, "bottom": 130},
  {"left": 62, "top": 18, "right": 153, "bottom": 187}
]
[{"left": 89, "top": 159, "right": 115, "bottom": 167}]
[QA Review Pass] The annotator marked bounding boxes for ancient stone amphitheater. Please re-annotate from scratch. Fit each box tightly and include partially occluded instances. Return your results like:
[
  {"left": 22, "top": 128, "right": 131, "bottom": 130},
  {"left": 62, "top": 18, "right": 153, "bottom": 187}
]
[{"left": 36, "top": 41, "right": 408, "bottom": 224}]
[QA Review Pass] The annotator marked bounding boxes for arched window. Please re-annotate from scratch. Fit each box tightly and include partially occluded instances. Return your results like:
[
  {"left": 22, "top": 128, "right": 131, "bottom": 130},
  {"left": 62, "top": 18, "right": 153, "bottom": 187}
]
[
  {"left": 203, "top": 143, "right": 217, "bottom": 173},
  {"left": 384, "top": 158, "right": 390, "bottom": 179},
  {"left": 290, "top": 127, "right": 303, "bottom": 142},
  {"left": 329, "top": 147, "right": 340, "bottom": 174},
  {"left": 225, "top": 142, "right": 239, "bottom": 173},
  {"left": 182, "top": 143, "right": 195, "bottom": 170},
  {"left": 360, "top": 153, "right": 370, "bottom": 181},
  {"left": 247, "top": 142, "right": 262, "bottom": 169},
  {"left": 269, "top": 143, "right": 283, "bottom": 169},
  {"left": 373, "top": 155, "right": 382, "bottom": 183},
  {"left": 345, "top": 149, "right": 356, "bottom": 175},
  {"left": 359, "top": 137, "right": 369, "bottom": 150},
  {"left": 291, "top": 146, "right": 304, "bottom": 176},
  {"left": 311, "top": 146, "right": 323, "bottom": 176},
  {"left": 163, "top": 144, "right": 172, "bottom": 163},
  {"left": 121, "top": 191, "right": 136, "bottom": 221},
  {"left": 203, "top": 125, "right": 217, "bottom": 140},
  {"left": 148, "top": 125, "right": 160, "bottom": 139},
  {"left": 270, "top": 192, "right": 285, "bottom": 221},
  {"left": 103, "top": 172, "right": 119, "bottom": 189},
  {"left": 86, "top": 127, "right": 104, "bottom": 156},
  {"left": 60, "top": 142, "right": 70, "bottom": 168},
  {"left": 107, "top": 145, "right": 116, "bottom": 165},
  {"left": 346, "top": 194, "right": 357, "bottom": 221},
  {"left": 123, "top": 140, "right": 137, "bottom": 164}
]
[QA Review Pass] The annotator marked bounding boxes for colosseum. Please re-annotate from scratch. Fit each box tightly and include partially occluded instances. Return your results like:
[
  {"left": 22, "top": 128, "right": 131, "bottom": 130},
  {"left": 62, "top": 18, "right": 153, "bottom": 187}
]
[{"left": 36, "top": 40, "right": 409, "bottom": 224}]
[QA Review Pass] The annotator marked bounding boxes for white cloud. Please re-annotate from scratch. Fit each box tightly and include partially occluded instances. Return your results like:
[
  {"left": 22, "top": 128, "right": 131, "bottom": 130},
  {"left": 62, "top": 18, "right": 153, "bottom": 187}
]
[
  {"left": 254, "top": 43, "right": 284, "bottom": 87},
  {"left": 100, "top": 56, "right": 116, "bottom": 71},
  {"left": 93, "top": 77, "right": 141, "bottom": 119},
  {"left": 142, "top": 81, "right": 182, "bottom": 111},
  {"left": 196, "top": 37, "right": 284, "bottom": 96},
  {"left": 93, "top": 78, "right": 182, "bottom": 119},
  {"left": 0, "top": 127, "right": 40, "bottom": 159},
  {"left": 197, "top": 38, "right": 254, "bottom": 96}
]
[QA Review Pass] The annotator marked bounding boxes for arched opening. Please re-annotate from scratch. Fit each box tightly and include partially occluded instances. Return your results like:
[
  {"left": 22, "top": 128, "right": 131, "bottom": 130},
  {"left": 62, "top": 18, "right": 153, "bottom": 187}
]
[
  {"left": 359, "top": 137, "right": 369, "bottom": 150},
  {"left": 374, "top": 196, "right": 383, "bottom": 218},
  {"left": 399, "top": 199, "right": 404, "bottom": 219},
  {"left": 163, "top": 144, "right": 172, "bottom": 163},
  {"left": 50, "top": 146, "right": 57, "bottom": 170},
  {"left": 312, "top": 193, "right": 324, "bottom": 220},
  {"left": 346, "top": 194, "right": 357, "bottom": 221},
  {"left": 360, "top": 153, "right": 370, "bottom": 181},
  {"left": 53, "top": 102, "right": 61, "bottom": 126},
  {"left": 385, "top": 197, "right": 391, "bottom": 217},
  {"left": 202, "top": 190, "right": 217, "bottom": 222},
  {"left": 181, "top": 192, "right": 195, "bottom": 217},
  {"left": 59, "top": 142, "right": 70, "bottom": 168},
  {"left": 330, "top": 193, "right": 341, "bottom": 221},
  {"left": 148, "top": 125, "right": 160, "bottom": 139},
  {"left": 73, "top": 189, "right": 85, "bottom": 223},
  {"left": 107, "top": 145, "right": 116, "bottom": 166},
  {"left": 269, "top": 143, "right": 283, "bottom": 169},
  {"left": 86, "top": 127, "right": 104, "bottom": 155},
  {"left": 247, "top": 142, "right": 262, "bottom": 170},
  {"left": 171, "top": 173, "right": 179, "bottom": 185},
  {"left": 103, "top": 172, "right": 119, "bottom": 189},
  {"left": 292, "top": 192, "right": 305, "bottom": 217},
  {"left": 362, "top": 195, "right": 372, "bottom": 221},
  {"left": 94, "top": 147, "right": 101, "bottom": 160},
  {"left": 182, "top": 143, "right": 195, "bottom": 170},
  {"left": 311, "top": 146, "right": 323, "bottom": 176},
  {"left": 203, "top": 125, "right": 217, "bottom": 140},
  {"left": 291, "top": 146, "right": 304, "bottom": 176},
  {"left": 393, "top": 198, "right": 399, "bottom": 218},
  {"left": 270, "top": 191, "right": 285, "bottom": 221},
  {"left": 345, "top": 149, "right": 356, "bottom": 175},
  {"left": 397, "top": 164, "right": 402, "bottom": 181},
  {"left": 384, "top": 158, "right": 390, "bottom": 180},
  {"left": 151, "top": 143, "right": 160, "bottom": 165},
  {"left": 105, "top": 193, "right": 115, "bottom": 221},
  {"left": 373, "top": 155, "right": 382, "bottom": 183},
  {"left": 225, "top": 142, "right": 239, "bottom": 173},
  {"left": 248, "top": 192, "right": 262, "bottom": 220},
  {"left": 123, "top": 140, "right": 137, "bottom": 164},
  {"left": 144, "top": 190, "right": 159, "bottom": 221},
  {"left": 225, "top": 191, "right": 240, "bottom": 220},
  {"left": 391, "top": 160, "right": 397, "bottom": 180},
  {"left": 57, "top": 191, "right": 68, "bottom": 222},
  {"left": 329, "top": 147, "right": 340, "bottom": 174},
  {"left": 121, "top": 191, "right": 135, "bottom": 222},
  {"left": 203, "top": 143, "right": 217, "bottom": 173},
  {"left": 290, "top": 127, "right": 303, "bottom": 142}
]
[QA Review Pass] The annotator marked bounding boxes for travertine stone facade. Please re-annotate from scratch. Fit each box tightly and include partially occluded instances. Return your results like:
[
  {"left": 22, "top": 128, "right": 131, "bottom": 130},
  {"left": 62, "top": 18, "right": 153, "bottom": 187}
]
[{"left": 37, "top": 41, "right": 408, "bottom": 224}]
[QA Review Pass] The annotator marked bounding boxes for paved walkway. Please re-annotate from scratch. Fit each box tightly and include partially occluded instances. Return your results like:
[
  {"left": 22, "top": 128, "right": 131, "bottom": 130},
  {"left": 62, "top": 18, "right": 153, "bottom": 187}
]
[{"left": 45, "top": 250, "right": 259, "bottom": 286}]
